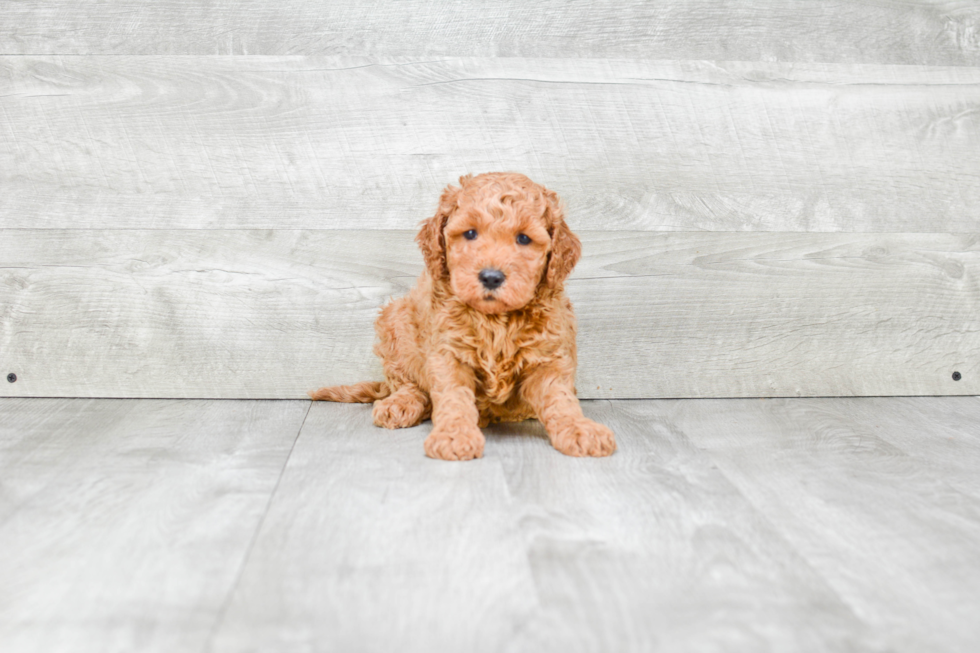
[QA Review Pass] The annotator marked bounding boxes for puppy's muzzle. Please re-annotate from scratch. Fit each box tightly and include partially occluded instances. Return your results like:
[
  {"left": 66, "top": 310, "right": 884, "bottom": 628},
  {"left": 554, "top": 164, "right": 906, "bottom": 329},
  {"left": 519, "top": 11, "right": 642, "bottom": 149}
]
[{"left": 479, "top": 268, "right": 506, "bottom": 291}]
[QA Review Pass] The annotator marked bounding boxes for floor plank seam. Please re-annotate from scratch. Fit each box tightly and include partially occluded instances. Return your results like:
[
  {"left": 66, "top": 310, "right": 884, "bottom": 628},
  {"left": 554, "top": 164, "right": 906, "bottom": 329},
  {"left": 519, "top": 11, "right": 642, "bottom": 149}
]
[{"left": 200, "top": 399, "right": 313, "bottom": 653}]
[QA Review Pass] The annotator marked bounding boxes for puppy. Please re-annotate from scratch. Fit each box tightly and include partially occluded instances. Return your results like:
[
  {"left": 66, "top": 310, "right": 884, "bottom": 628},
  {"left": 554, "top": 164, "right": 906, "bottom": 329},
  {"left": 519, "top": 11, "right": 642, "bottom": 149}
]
[{"left": 310, "top": 172, "right": 616, "bottom": 461}]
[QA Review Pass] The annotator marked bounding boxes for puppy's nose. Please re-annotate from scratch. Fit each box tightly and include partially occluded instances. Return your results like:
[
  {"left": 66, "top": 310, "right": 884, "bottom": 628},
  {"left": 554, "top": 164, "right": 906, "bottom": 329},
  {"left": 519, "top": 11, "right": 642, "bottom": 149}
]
[{"left": 479, "top": 268, "right": 506, "bottom": 290}]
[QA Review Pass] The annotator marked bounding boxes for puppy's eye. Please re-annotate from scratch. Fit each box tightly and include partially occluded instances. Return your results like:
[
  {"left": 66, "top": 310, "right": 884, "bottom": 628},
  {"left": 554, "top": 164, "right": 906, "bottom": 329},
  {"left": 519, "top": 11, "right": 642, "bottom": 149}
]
[
  {"left": 463, "top": 230, "right": 478, "bottom": 240},
  {"left": 516, "top": 233, "right": 532, "bottom": 245}
]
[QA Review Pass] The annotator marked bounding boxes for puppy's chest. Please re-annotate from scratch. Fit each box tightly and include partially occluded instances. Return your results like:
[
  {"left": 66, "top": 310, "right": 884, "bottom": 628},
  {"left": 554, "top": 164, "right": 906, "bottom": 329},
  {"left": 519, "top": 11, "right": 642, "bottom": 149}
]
[{"left": 463, "top": 321, "right": 555, "bottom": 403}]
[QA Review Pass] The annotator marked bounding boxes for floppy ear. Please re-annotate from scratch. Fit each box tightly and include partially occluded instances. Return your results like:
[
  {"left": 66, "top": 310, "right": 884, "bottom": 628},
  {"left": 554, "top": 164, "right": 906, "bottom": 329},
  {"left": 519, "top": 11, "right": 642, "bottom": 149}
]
[
  {"left": 416, "top": 182, "right": 461, "bottom": 280},
  {"left": 544, "top": 190, "right": 581, "bottom": 289}
]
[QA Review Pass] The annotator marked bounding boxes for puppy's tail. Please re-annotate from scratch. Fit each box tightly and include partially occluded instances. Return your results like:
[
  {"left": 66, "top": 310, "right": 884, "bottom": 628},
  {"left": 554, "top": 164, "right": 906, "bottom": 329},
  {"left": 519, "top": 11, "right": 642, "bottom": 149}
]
[{"left": 308, "top": 381, "right": 391, "bottom": 403}]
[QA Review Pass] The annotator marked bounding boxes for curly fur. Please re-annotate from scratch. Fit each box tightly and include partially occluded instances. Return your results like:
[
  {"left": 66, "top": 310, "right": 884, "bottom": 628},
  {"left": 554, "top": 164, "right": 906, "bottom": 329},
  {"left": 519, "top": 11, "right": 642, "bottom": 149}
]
[{"left": 310, "top": 172, "right": 616, "bottom": 461}]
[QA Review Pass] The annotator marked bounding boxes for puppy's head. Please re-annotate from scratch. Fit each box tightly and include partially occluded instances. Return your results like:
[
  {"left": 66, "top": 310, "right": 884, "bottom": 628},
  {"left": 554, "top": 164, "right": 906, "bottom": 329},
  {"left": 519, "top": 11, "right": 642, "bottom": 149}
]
[{"left": 416, "top": 172, "right": 581, "bottom": 314}]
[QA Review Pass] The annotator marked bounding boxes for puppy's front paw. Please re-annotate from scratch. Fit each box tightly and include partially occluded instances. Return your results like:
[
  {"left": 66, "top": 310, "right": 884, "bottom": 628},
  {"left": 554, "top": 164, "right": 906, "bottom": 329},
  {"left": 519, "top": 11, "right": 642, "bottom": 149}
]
[
  {"left": 424, "top": 423, "right": 485, "bottom": 461},
  {"left": 550, "top": 418, "right": 616, "bottom": 457}
]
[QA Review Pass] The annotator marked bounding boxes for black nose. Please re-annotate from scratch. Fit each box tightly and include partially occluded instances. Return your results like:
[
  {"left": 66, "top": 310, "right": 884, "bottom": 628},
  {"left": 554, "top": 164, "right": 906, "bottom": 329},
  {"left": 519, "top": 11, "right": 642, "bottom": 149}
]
[{"left": 479, "top": 268, "right": 506, "bottom": 290}]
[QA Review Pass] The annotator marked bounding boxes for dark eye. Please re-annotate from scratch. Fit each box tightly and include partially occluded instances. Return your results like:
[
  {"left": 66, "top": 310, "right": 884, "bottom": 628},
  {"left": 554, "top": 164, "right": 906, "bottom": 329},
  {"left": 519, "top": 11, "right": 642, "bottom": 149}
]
[
  {"left": 463, "top": 230, "right": 478, "bottom": 240},
  {"left": 516, "top": 233, "right": 532, "bottom": 245}
]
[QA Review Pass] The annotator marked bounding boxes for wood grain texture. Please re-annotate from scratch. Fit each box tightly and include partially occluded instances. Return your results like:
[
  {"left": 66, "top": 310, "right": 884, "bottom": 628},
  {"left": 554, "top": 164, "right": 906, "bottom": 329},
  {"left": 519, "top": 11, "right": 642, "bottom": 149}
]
[
  {"left": 3, "top": 56, "right": 980, "bottom": 231},
  {"left": 209, "top": 402, "right": 538, "bottom": 653},
  {"left": 487, "top": 401, "right": 875, "bottom": 652},
  {"left": 0, "top": 397, "right": 309, "bottom": 653},
  {"left": 855, "top": 395, "right": 980, "bottom": 501},
  {"left": 3, "top": 0, "right": 980, "bottom": 64},
  {"left": 3, "top": 397, "right": 979, "bottom": 652},
  {"left": 210, "top": 397, "right": 980, "bottom": 652},
  {"left": 1, "top": 229, "right": 976, "bottom": 399},
  {"left": 677, "top": 396, "right": 980, "bottom": 653}
]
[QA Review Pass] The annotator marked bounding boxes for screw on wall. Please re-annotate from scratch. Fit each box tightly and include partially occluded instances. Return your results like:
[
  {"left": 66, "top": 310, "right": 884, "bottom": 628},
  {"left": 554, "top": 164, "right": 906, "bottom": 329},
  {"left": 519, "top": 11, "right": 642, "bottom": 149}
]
[
  {"left": 952, "top": 371, "right": 962, "bottom": 381},
  {"left": 6, "top": 373, "right": 16, "bottom": 383}
]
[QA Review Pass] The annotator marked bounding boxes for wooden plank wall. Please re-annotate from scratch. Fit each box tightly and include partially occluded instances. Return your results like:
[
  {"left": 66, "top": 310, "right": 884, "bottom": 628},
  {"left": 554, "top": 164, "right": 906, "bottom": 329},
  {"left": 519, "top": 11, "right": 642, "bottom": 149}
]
[
  {"left": 1, "top": 2, "right": 978, "bottom": 398},
  {"left": 4, "top": 1, "right": 980, "bottom": 63}
]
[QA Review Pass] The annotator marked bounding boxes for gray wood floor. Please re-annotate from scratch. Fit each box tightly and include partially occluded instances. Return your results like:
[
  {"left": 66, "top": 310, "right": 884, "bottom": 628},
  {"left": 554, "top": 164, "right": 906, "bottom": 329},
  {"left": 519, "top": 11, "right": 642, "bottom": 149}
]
[{"left": 2, "top": 396, "right": 979, "bottom": 653}]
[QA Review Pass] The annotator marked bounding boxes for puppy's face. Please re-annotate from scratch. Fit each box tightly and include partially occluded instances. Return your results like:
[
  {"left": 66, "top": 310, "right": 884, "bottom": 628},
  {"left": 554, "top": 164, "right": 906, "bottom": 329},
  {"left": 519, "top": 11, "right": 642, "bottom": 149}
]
[
  {"left": 417, "top": 173, "right": 582, "bottom": 315},
  {"left": 443, "top": 192, "right": 552, "bottom": 314}
]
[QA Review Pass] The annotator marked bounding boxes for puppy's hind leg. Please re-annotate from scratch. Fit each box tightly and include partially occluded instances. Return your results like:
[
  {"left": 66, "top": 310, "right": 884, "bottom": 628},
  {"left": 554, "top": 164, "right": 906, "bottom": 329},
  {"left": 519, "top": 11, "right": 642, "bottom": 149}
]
[{"left": 372, "top": 385, "right": 431, "bottom": 429}]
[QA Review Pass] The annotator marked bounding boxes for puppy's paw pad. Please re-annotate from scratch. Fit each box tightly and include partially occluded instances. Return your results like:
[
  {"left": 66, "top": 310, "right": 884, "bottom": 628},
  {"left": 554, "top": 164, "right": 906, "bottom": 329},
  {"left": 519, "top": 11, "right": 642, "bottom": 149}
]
[
  {"left": 552, "top": 419, "right": 616, "bottom": 457},
  {"left": 424, "top": 425, "right": 485, "bottom": 461}
]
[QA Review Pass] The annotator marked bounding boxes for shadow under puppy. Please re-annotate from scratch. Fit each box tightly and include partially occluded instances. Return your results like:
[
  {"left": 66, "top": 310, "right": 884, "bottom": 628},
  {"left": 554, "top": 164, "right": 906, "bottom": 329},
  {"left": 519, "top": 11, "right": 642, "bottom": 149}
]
[{"left": 311, "top": 172, "right": 616, "bottom": 461}]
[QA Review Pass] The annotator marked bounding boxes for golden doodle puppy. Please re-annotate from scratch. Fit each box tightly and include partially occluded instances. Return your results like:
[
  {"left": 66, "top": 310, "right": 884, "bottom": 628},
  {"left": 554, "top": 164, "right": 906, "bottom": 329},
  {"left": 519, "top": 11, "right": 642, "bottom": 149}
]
[{"left": 310, "top": 172, "right": 616, "bottom": 461}]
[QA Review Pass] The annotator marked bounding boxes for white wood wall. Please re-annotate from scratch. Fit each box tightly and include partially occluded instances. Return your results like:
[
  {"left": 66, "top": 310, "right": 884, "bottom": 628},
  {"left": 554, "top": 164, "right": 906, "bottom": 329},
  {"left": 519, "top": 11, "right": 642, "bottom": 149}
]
[{"left": 2, "top": 2, "right": 978, "bottom": 398}]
